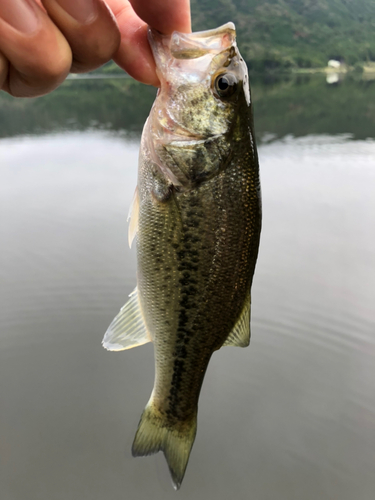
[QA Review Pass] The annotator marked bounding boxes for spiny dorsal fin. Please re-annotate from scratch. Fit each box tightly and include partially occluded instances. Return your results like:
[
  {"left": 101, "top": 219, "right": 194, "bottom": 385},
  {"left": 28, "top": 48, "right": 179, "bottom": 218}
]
[
  {"left": 128, "top": 187, "right": 139, "bottom": 248},
  {"left": 222, "top": 295, "right": 251, "bottom": 348},
  {"left": 102, "top": 288, "right": 151, "bottom": 351}
]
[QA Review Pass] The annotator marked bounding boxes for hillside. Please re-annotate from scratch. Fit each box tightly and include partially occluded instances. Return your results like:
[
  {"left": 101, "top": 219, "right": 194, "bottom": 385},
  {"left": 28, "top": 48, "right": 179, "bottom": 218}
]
[{"left": 190, "top": 0, "right": 375, "bottom": 69}]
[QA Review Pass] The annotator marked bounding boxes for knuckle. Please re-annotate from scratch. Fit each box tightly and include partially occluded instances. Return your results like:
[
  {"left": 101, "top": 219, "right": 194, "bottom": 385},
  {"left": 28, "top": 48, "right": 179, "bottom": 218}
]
[
  {"left": 36, "top": 50, "right": 72, "bottom": 83},
  {"left": 10, "top": 48, "right": 72, "bottom": 97},
  {"left": 26, "top": 28, "right": 73, "bottom": 84},
  {"left": 71, "top": 29, "right": 120, "bottom": 73}
]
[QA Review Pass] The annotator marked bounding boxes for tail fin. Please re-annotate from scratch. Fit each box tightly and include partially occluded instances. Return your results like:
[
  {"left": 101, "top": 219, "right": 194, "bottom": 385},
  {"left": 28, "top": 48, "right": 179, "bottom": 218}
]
[{"left": 132, "top": 403, "right": 197, "bottom": 490}]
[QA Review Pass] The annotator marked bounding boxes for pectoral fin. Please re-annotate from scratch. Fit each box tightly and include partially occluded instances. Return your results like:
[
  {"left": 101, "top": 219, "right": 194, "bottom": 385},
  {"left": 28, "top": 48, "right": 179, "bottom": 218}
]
[
  {"left": 128, "top": 187, "right": 139, "bottom": 248},
  {"left": 102, "top": 288, "right": 151, "bottom": 351},
  {"left": 222, "top": 296, "right": 251, "bottom": 348}
]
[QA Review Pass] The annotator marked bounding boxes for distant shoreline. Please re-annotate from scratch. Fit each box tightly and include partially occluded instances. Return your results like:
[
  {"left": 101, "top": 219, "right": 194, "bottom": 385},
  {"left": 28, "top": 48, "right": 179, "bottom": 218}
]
[
  {"left": 293, "top": 63, "right": 375, "bottom": 75},
  {"left": 80, "top": 62, "right": 375, "bottom": 81}
]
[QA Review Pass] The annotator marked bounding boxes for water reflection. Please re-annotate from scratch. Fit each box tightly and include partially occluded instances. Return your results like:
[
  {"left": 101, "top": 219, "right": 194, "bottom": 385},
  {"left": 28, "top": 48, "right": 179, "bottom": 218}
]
[
  {"left": 1, "top": 74, "right": 375, "bottom": 140},
  {"left": 1, "top": 77, "right": 374, "bottom": 499}
]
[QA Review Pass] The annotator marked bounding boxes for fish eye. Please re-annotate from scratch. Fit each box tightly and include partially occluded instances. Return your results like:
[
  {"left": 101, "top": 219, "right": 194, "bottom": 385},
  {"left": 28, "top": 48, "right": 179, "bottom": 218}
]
[{"left": 213, "top": 73, "right": 238, "bottom": 98}]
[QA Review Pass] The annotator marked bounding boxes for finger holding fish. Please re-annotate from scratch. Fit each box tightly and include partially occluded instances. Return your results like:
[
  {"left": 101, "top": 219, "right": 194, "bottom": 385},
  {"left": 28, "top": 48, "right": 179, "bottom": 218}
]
[
  {"left": 0, "top": 0, "right": 119, "bottom": 97},
  {"left": 128, "top": 0, "right": 191, "bottom": 34},
  {"left": 40, "top": 0, "right": 120, "bottom": 74},
  {"left": 0, "top": 0, "right": 191, "bottom": 97},
  {"left": 106, "top": 0, "right": 191, "bottom": 86},
  {"left": 0, "top": 0, "right": 72, "bottom": 97}
]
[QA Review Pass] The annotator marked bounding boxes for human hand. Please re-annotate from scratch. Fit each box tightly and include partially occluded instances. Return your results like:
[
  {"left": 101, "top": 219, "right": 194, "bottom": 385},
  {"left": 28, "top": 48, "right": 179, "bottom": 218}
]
[{"left": 0, "top": 0, "right": 191, "bottom": 97}]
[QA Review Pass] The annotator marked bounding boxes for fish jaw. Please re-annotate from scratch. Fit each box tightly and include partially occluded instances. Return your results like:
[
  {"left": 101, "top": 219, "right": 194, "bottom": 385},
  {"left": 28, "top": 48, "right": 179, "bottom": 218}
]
[{"left": 148, "top": 23, "right": 236, "bottom": 80}]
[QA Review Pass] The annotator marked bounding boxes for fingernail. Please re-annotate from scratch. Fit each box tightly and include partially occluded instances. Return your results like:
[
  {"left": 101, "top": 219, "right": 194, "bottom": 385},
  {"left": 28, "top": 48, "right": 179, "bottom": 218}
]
[
  {"left": 55, "top": 0, "right": 98, "bottom": 24},
  {"left": 0, "top": 0, "right": 39, "bottom": 34}
]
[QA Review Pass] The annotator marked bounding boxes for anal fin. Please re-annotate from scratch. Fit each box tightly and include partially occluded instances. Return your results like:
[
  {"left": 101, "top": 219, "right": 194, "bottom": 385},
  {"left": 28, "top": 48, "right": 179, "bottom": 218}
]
[
  {"left": 222, "top": 295, "right": 251, "bottom": 348},
  {"left": 102, "top": 287, "right": 151, "bottom": 351}
]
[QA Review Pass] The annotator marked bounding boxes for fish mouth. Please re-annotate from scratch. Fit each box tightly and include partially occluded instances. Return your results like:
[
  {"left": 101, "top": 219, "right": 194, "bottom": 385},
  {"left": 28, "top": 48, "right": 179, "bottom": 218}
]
[
  {"left": 170, "top": 23, "right": 236, "bottom": 59},
  {"left": 148, "top": 22, "right": 236, "bottom": 70}
]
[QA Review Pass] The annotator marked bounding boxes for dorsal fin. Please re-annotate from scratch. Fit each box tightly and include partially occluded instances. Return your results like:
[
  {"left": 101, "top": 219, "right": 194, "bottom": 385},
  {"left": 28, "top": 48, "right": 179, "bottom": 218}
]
[
  {"left": 102, "top": 288, "right": 151, "bottom": 351},
  {"left": 128, "top": 187, "right": 139, "bottom": 248},
  {"left": 222, "top": 296, "right": 251, "bottom": 348}
]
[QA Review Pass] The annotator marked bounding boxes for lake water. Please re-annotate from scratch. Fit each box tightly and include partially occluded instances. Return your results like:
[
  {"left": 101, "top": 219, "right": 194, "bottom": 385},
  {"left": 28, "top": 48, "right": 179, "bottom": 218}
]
[{"left": 1, "top": 75, "right": 375, "bottom": 499}]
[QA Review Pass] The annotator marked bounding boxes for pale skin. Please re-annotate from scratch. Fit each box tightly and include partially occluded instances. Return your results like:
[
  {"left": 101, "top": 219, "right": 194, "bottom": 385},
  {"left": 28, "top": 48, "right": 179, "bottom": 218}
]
[{"left": 0, "top": 0, "right": 191, "bottom": 97}]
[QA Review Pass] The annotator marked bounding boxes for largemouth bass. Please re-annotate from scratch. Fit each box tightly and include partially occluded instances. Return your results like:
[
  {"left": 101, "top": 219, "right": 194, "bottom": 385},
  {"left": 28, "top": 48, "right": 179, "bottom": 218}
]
[{"left": 103, "top": 22, "right": 261, "bottom": 489}]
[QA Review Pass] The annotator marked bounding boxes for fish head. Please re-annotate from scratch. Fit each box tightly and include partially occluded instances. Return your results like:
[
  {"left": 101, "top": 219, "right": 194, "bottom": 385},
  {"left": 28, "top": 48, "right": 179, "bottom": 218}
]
[{"left": 148, "top": 22, "right": 251, "bottom": 144}]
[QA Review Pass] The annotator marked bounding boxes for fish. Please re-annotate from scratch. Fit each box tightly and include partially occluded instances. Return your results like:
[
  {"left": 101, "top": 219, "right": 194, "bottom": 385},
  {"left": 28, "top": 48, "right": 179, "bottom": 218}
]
[{"left": 102, "top": 22, "right": 262, "bottom": 489}]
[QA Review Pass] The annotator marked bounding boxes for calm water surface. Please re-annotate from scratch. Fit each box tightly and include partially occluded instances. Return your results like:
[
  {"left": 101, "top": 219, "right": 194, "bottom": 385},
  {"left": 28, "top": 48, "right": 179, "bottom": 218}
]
[{"left": 1, "top": 76, "right": 375, "bottom": 499}]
